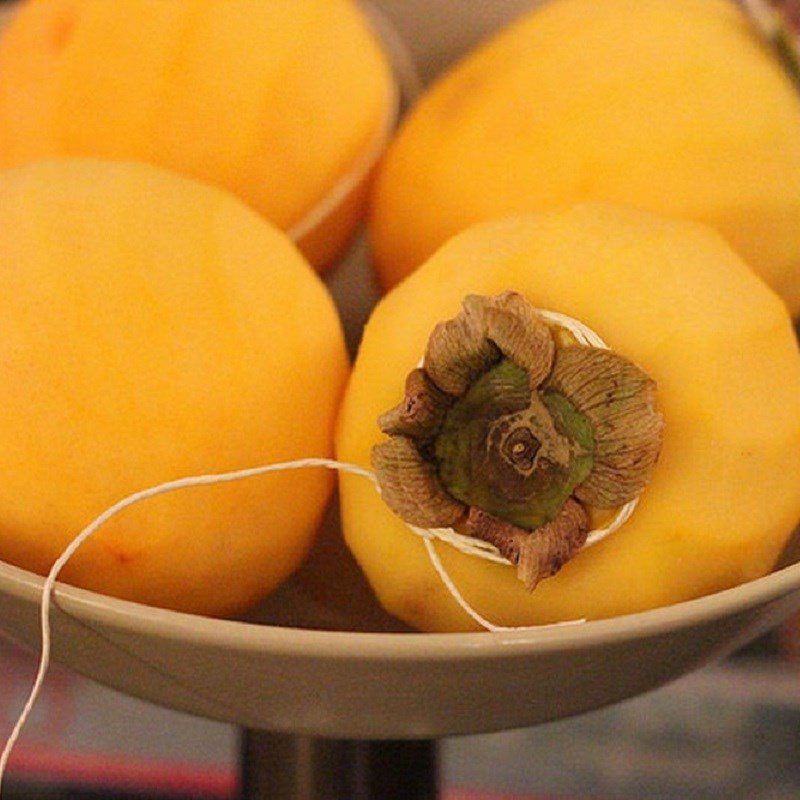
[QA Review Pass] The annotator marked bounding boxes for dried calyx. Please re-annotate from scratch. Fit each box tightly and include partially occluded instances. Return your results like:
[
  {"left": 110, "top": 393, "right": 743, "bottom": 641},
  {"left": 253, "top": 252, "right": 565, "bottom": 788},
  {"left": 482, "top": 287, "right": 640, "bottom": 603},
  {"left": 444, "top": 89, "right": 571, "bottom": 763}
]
[{"left": 372, "top": 292, "right": 664, "bottom": 591}]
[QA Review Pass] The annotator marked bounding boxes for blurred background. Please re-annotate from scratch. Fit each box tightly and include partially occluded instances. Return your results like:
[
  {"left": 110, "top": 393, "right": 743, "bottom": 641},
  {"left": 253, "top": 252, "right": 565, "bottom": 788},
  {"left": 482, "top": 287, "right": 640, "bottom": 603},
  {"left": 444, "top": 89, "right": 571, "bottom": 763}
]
[{"left": 2, "top": 0, "right": 800, "bottom": 797}]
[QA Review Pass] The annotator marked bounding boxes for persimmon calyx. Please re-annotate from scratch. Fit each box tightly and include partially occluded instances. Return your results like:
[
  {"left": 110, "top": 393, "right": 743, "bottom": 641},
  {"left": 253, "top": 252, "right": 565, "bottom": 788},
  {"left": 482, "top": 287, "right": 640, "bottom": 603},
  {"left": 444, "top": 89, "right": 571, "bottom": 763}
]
[{"left": 372, "top": 292, "right": 664, "bottom": 590}]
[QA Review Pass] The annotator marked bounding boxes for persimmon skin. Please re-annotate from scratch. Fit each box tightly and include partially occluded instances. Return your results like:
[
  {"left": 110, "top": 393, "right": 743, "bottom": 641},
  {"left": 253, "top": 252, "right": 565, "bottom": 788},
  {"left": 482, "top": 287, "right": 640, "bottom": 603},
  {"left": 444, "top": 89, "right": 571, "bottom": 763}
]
[
  {"left": 0, "top": 0, "right": 394, "bottom": 269},
  {"left": 0, "top": 159, "right": 349, "bottom": 617},
  {"left": 338, "top": 204, "right": 800, "bottom": 632},
  {"left": 370, "top": 0, "right": 800, "bottom": 313}
]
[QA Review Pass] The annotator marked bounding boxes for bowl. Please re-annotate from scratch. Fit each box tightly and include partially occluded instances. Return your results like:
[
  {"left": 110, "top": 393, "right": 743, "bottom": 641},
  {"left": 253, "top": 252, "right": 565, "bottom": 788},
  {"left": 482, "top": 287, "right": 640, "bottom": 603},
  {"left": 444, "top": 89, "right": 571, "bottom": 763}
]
[
  {"left": 1, "top": 0, "right": 799, "bottom": 742},
  {"left": 1, "top": 515, "right": 799, "bottom": 738}
]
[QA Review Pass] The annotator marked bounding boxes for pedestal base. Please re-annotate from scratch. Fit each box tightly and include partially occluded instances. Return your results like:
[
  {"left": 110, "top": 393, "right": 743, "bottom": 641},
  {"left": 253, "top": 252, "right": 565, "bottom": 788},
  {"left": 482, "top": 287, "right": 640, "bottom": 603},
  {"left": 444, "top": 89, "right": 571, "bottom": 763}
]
[{"left": 241, "top": 731, "right": 438, "bottom": 800}]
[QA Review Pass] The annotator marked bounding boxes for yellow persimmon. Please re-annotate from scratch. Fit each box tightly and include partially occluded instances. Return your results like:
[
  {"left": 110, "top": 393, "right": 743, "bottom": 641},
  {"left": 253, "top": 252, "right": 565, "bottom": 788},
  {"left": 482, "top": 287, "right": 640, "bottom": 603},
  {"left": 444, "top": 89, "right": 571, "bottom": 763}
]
[
  {"left": 370, "top": 0, "right": 800, "bottom": 314},
  {"left": 0, "top": 159, "right": 349, "bottom": 617},
  {"left": 338, "top": 204, "right": 800, "bottom": 632},
  {"left": 0, "top": 0, "right": 394, "bottom": 269}
]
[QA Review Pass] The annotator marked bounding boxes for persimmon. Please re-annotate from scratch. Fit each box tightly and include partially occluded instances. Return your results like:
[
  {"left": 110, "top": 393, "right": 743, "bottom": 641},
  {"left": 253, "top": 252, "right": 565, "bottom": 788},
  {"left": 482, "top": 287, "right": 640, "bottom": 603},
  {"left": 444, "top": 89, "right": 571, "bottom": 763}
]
[
  {"left": 0, "top": 0, "right": 394, "bottom": 268},
  {"left": 0, "top": 159, "right": 348, "bottom": 616},
  {"left": 370, "top": 0, "right": 800, "bottom": 314},
  {"left": 338, "top": 205, "right": 800, "bottom": 631}
]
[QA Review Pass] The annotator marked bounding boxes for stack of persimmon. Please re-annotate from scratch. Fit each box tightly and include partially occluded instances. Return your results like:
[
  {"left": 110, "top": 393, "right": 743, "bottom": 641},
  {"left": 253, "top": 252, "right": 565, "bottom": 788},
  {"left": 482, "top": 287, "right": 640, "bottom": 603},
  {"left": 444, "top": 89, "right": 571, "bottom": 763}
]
[{"left": 0, "top": 0, "right": 798, "bottom": 629}]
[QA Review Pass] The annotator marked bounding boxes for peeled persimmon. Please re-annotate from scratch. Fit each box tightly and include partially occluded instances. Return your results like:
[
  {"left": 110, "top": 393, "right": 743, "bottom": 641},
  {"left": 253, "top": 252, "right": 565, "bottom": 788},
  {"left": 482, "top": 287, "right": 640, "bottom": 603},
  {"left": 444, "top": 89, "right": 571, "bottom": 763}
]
[
  {"left": 0, "top": 0, "right": 394, "bottom": 268},
  {"left": 337, "top": 204, "right": 800, "bottom": 632},
  {"left": 370, "top": 0, "right": 800, "bottom": 314},
  {"left": 0, "top": 159, "right": 348, "bottom": 617}
]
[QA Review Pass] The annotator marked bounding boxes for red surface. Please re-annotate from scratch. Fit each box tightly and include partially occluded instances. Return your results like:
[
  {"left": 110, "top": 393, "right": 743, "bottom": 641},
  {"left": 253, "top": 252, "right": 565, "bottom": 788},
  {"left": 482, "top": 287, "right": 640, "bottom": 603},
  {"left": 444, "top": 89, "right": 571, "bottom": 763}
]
[{"left": 6, "top": 745, "right": 238, "bottom": 797}]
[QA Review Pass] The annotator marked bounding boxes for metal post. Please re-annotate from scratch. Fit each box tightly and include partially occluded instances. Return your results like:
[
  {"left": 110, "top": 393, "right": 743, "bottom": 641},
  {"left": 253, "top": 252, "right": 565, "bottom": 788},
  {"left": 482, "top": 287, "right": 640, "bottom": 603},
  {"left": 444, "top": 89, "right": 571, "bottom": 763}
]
[{"left": 240, "top": 731, "right": 439, "bottom": 800}]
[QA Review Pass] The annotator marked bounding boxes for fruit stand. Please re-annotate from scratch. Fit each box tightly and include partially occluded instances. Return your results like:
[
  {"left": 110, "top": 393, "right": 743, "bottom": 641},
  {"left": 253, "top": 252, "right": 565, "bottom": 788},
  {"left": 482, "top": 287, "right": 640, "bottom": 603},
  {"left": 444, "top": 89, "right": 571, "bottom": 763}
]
[{"left": 1, "top": 2, "right": 799, "bottom": 798}]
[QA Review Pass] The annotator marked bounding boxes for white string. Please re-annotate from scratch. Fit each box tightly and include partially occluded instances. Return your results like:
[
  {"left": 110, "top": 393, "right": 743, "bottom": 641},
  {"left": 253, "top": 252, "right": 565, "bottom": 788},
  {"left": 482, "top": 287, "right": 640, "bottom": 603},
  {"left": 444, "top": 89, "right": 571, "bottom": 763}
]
[
  {"left": 741, "top": 0, "right": 781, "bottom": 38},
  {"left": 412, "top": 523, "right": 509, "bottom": 564},
  {"left": 0, "top": 458, "right": 373, "bottom": 796},
  {"left": 422, "top": 538, "right": 585, "bottom": 633},
  {"left": 537, "top": 309, "right": 607, "bottom": 348},
  {"left": 741, "top": 0, "right": 800, "bottom": 73},
  {"left": 0, "top": 309, "right": 643, "bottom": 790}
]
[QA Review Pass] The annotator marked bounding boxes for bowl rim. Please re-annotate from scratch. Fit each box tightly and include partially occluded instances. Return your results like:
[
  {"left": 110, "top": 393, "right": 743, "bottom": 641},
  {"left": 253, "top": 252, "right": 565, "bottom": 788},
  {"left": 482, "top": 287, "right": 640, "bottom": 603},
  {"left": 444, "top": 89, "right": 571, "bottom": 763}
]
[{"left": 2, "top": 556, "right": 799, "bottom": 660}]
